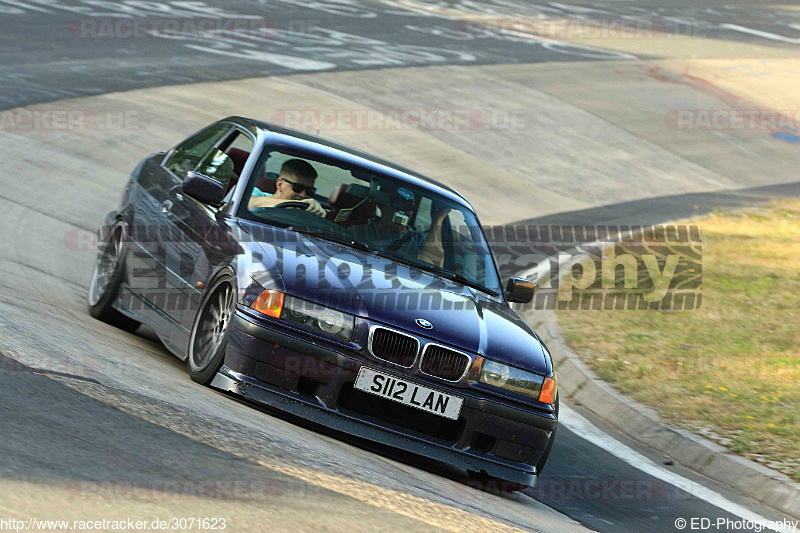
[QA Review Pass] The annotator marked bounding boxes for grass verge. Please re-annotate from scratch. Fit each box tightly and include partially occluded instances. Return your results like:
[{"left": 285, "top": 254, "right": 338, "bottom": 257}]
[{"left": 557, "top": 199, "right": 800, "bottom": 480}]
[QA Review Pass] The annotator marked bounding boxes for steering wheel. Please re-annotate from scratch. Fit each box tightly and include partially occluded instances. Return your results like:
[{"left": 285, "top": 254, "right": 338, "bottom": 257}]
[
  {"left": 275, "top": 201, "right": 311, "bottom": 210},
  {"left": 275, "top": 200, "right": 333, "bottom": 211}
]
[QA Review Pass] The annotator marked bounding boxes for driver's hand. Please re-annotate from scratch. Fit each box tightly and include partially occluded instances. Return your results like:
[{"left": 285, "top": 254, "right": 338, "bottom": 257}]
[
  {"left": 298, "top": 198, "right": 326, "bottom": 217},
  {"left": 433, "top": 208, "right": 452, "bottom": 225}
]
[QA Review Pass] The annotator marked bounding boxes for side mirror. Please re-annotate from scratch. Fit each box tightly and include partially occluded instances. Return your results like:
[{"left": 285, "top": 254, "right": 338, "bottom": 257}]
[
  {"left": 506, "top": 277, "right": 537, "bottom": 304},
  {"left": 182, "top": 171, "right": 225, "bottom": 205}
]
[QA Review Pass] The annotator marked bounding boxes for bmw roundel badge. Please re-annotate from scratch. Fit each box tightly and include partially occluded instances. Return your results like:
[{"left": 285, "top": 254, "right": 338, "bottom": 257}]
[{"left": 415, "top": 318, "right": 433, "bottom": 329}]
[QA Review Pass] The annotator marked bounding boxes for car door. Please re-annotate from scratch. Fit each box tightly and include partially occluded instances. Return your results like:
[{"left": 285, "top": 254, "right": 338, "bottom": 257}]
[
  {"left": 126, "top": 152, "right": 173, "bottom": 308},
  {"left": 128, "top": 122, "right": 234, "bottom": 336},
  {"left": 161, "top": 127, "right": 255, "bottom": 334}
]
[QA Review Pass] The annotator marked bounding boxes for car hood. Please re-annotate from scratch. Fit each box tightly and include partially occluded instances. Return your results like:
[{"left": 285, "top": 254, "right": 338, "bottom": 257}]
[{"left": 233, "top": 220, "right": 550, "bottom": 375}]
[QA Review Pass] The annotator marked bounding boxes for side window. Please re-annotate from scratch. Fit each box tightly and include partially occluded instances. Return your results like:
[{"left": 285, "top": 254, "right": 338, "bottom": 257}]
[
  {"left": 163, "top": 124, "right": 232, "bottom": 177},
  {"left": 196, "top": 130, "right": 255, "bottom": 189},
  {"left": 226, "top": 132, "right": 255, "bottom": 158}
]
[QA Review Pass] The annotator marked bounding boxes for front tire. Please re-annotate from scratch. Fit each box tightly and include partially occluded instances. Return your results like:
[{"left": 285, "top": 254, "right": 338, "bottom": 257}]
[
  {"left": 187, "top": 274, "right": 236, "bottom": 385},
  {"left": 87, "top": 221, "right": 140, "bottom": 332}
]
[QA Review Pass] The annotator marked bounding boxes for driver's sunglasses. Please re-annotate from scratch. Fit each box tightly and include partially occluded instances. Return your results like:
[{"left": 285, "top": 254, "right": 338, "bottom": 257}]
[{"left": 280, "top": 177, "right": 316, "bottom": 196}]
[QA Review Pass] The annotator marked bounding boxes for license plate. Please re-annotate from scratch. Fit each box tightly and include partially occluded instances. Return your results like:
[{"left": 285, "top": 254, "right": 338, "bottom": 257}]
[{"left": 354, "top": 367, "right": 464, "bottom": 420}]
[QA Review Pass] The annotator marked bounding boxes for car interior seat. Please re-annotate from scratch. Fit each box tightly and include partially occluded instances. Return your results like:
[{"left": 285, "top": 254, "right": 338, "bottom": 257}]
[
  {"left": 222, "top": 147, "right": 250, "bottom": 196},
  {"left": 255, "top": 172, "right": 279, "bottom": 195},
  {"left": 226, "top": 147, "right": 250, "bottom": 177}
]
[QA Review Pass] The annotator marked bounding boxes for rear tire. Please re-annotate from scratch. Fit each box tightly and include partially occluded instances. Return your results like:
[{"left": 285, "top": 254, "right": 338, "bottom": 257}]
[
  {"left": 87, "top": 221, "right": 140, "bottom": 333},
  {"left": 187, "top": 274, "right": 236, "bottom": 385}
]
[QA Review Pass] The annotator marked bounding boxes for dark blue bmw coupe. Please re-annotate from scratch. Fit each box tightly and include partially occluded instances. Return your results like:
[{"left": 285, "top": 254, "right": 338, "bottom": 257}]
[{"left": 88, "top": 116, "right": 558, "bottom": 487}]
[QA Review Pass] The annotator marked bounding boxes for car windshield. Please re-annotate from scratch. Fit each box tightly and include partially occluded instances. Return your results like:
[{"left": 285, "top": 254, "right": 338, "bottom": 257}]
[{"left": 238, "top": 148, "right": 503, "bottom": 296}]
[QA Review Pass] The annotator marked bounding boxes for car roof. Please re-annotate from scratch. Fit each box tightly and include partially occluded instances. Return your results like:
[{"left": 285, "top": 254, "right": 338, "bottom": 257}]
[{"left": 224, "top": 116, "right": 475, "bottom": 212}]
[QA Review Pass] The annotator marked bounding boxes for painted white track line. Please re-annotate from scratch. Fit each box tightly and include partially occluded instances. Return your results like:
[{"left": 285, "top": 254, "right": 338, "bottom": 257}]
[{"left": 560, "top": 403, "right": 788, "bottom": 531}]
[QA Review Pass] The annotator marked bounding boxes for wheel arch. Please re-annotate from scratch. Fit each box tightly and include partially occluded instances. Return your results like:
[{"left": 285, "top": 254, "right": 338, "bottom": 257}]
[{"left": 205, "top": 265, "right": 237, "bottom": 290}]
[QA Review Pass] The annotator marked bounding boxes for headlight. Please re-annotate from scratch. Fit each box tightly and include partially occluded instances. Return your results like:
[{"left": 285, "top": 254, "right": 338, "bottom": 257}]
[
  {"left": 479, "top": 359, "right": 548, "bottom": 402},
  {"left": 249, "top": 290, "right": 354, "bottom": 341}
]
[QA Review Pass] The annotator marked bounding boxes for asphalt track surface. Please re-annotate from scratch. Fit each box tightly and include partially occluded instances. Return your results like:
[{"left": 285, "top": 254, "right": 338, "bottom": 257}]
[
  {"left": 2, "top": 0, "right": 800, "bottom": 109},
  {"left": 1, "top": 1, "right": 799, "bottom": 532}
]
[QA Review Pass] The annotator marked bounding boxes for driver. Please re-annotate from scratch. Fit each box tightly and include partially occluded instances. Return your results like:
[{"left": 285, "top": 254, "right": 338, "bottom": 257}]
[{"left": 248, "top": 159, "right": 326, "bottom": 216}]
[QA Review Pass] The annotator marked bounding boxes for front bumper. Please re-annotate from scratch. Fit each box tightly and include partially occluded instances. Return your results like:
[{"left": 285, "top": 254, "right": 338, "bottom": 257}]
[{"left": 212, "top": 310, "right": 557, "bottom": 485}]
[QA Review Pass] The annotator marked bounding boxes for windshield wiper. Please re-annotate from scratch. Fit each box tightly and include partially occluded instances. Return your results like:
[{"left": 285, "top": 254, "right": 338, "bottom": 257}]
[
  {"left": 288, "top": 226, "right": 378, "bottom": 254},
  {"left": 402, "top": 259, "right": 499, "bottom": 296}
]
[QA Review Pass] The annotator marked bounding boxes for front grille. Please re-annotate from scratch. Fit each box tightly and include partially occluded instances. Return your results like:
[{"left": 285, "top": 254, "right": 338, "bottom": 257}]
[
  {"left": 369, "top": 327, "right": 419, "bottom": 367},
  {"left": 421, "top": 345, "right": 470, "bottom": 381}
]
